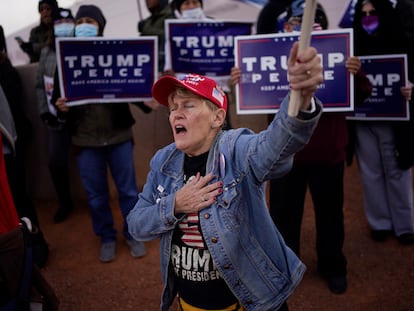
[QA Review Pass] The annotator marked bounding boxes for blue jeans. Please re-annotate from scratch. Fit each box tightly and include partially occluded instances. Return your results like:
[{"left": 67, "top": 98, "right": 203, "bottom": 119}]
[{"left": 76, "top": 140, "right": 138, "bottom": 243}]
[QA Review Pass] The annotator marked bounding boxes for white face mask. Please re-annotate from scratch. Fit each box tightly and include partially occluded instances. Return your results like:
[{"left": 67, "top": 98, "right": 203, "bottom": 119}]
[{"left": 180, "top": 7, "right": 206, "bottom": 20}]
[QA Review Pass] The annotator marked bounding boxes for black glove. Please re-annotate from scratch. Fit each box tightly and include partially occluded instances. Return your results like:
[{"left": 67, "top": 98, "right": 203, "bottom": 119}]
[
  {"left": 19, "top": 42, "right": 33, "bottom": 54},
  {"left": 40, "top": 112, "right": 65, "bottom": 128}
]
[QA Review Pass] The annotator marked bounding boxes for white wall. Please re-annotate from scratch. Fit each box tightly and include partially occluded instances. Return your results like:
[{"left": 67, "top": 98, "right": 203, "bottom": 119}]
[{"left": 4, "top": 0, "right": 142, "bottom": 65}]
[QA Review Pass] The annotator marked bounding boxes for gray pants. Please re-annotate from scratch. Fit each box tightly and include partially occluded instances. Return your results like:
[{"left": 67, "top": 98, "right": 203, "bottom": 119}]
[{"left": 355, "top": 122, "right": 414, "bottom": 236}]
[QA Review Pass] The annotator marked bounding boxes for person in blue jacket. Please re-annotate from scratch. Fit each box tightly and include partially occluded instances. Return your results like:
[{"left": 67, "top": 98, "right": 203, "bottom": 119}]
[{"left": 127, "top": 41, "right": 323, "bottom": 311}]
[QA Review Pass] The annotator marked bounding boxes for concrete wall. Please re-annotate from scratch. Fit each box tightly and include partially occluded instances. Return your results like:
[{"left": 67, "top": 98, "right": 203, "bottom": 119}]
[{"left": 17, "top": 64, "right": 268, "bottom": 200}]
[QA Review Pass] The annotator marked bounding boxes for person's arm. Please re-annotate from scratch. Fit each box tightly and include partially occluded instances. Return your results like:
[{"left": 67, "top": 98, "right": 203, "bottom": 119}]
[
  {"left": 127, "top": 150, "right": 181, "bottom": 241},
  {"left": 240, "top": 42, "right": 323, "bottom": 181},
  {"left": 17, "top": 28, "right": 37, "bottom": 62},
  {"left": 127, "top": 152, "right": 222, "bottom": 241},
  {"left": 35, "top": 48, "right": 49, "bottom": 117},
  {"left": 345, "top": 56, "right": 373, "bottom": 104},
  {"left": 400, "top": 83, "right": 413, "bottom": 102},
  {"left": 28, "top": 28, "right": 47, "bottom": 63},
  {"left": 227, "top": 66, "right": 241, "bottom": 88}
]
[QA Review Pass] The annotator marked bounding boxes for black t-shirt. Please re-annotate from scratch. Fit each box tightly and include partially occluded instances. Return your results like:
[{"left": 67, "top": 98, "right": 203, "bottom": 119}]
[{"left": 171, "top": 152, "right": 238, "bottom": 309}]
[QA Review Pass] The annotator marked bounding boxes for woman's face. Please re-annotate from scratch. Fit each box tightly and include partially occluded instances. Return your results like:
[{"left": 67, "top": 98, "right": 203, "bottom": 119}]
[
  {"left": 168, "top": 94, "right": 222, "bottom": 156},
  {"left": 362, "top": 1, "right": 376, "bottom": 17}
]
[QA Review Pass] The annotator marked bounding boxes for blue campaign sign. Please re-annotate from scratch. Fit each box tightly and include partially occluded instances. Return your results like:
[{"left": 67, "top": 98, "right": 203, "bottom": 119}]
[
  {"left": 165, "top": 20, "right": 252, "bottom": 77},
  {"left": 347, "top": 54, "right": 409, "bottom": 121},
  {"left": 234, "top": 29, "right": 354, "bottom": 114},
  {"left": 56, "top": 37, "right": 158, "bottom": 106}
]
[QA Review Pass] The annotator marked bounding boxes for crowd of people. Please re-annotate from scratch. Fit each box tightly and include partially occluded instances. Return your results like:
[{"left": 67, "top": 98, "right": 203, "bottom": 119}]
[{"left": 1, "top": 0, "right": 414, "bottom": 310}]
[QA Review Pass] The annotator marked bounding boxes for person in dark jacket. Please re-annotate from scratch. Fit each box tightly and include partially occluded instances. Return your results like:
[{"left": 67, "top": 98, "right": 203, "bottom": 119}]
[
  {"left": 256, "top": 0, "right": 292, "bottom": 34},
  {"left": 36, "top": 7, "right": 75, "bottom": 224},
  {"left": 17, "top": 0, "right": 58, "bottom": 63},
  {"left": 351, "top": 0, "right": 414, "bottom": 245},
  {"left": 138, "top": 0, "right": 174, "bottom": 71},
  {"left": 0, "top": 90, "right": 25, "bottom": 307},
  {"left": 53, "top": 5, "right": 146, "bottom": 263},
  {"left": 0, "top": 49, "right": 50, "bottom": 268},
  {"left": 248, "top": 0, "right": 371, "bottom": 295}
]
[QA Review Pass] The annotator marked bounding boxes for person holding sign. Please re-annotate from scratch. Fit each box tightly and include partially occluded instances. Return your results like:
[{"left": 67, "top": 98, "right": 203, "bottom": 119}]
[
  {"left": 352, "top": 0, "right": 414, "bottom": 245},
  {"left": 164, "top": 0, "right": 211, "bottom": 78},
  {"left": 53, "top": 5, "right": 146, "bottom": 263},
  {"left": 136, "top": 0, "right": 175, "bottom": 112},
  {"left": 138, "top": 0, "right": 174, "bottom": 72},
  {"left": 127, "top": 40, "right": 323, "bottom": 310},
  {"left": 268, "top": 1, "right": 351, "bottom": 295},
  {"left": 237, "top": 0, "right": 371, "bottom": 295}
]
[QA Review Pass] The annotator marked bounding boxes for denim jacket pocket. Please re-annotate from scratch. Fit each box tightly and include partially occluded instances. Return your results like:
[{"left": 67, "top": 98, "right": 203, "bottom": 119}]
[{"left": 216, "top": 179, "right": 244, "bottom": 230}]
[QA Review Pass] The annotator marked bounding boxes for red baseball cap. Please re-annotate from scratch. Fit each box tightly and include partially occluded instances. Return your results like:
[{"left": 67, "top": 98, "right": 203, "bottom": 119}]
[{"left": 152, "top": 74, "right": 228, "bottom": 111}]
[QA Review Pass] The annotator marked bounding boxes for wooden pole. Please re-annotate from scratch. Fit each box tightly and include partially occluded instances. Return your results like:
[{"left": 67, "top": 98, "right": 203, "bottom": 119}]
[{"left": 288, "top": 0, "right": 318, "bottom": 117}]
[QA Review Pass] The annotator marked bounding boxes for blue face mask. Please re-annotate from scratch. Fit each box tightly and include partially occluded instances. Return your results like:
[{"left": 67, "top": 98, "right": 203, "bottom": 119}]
[
  {"left": 181, "top": 8, "right": 206, "bottom": 20},
  {"left": 54, "top": 23, "right": 75, "bottom": 37},
  {"left": 75, "top": 23, "right": 99, "bottom": 37}
]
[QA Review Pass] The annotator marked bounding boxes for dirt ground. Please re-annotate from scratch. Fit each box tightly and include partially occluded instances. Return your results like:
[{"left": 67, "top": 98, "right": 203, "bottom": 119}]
[{"left": 36, "top": 162, "right": 414, "bottom": 311}]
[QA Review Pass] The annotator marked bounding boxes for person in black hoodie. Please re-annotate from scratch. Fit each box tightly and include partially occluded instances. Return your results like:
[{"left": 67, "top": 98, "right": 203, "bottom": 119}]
[{"left": 352, "top": 0, "right": 414, "bottom": 245}]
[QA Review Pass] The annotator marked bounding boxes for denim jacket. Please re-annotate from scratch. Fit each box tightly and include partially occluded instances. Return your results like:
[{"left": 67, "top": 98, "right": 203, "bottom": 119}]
[{"left": 127, "top": 96, "right": 322, "bottom": 311}]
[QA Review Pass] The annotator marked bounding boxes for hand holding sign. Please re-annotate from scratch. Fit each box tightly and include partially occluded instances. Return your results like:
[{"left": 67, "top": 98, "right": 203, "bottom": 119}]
[
  {"left": 288, "top": 41, "right": 323, "bottom": 113},
  {"left": 288, "top": 0, "right": 322, "bottom": 116}
]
